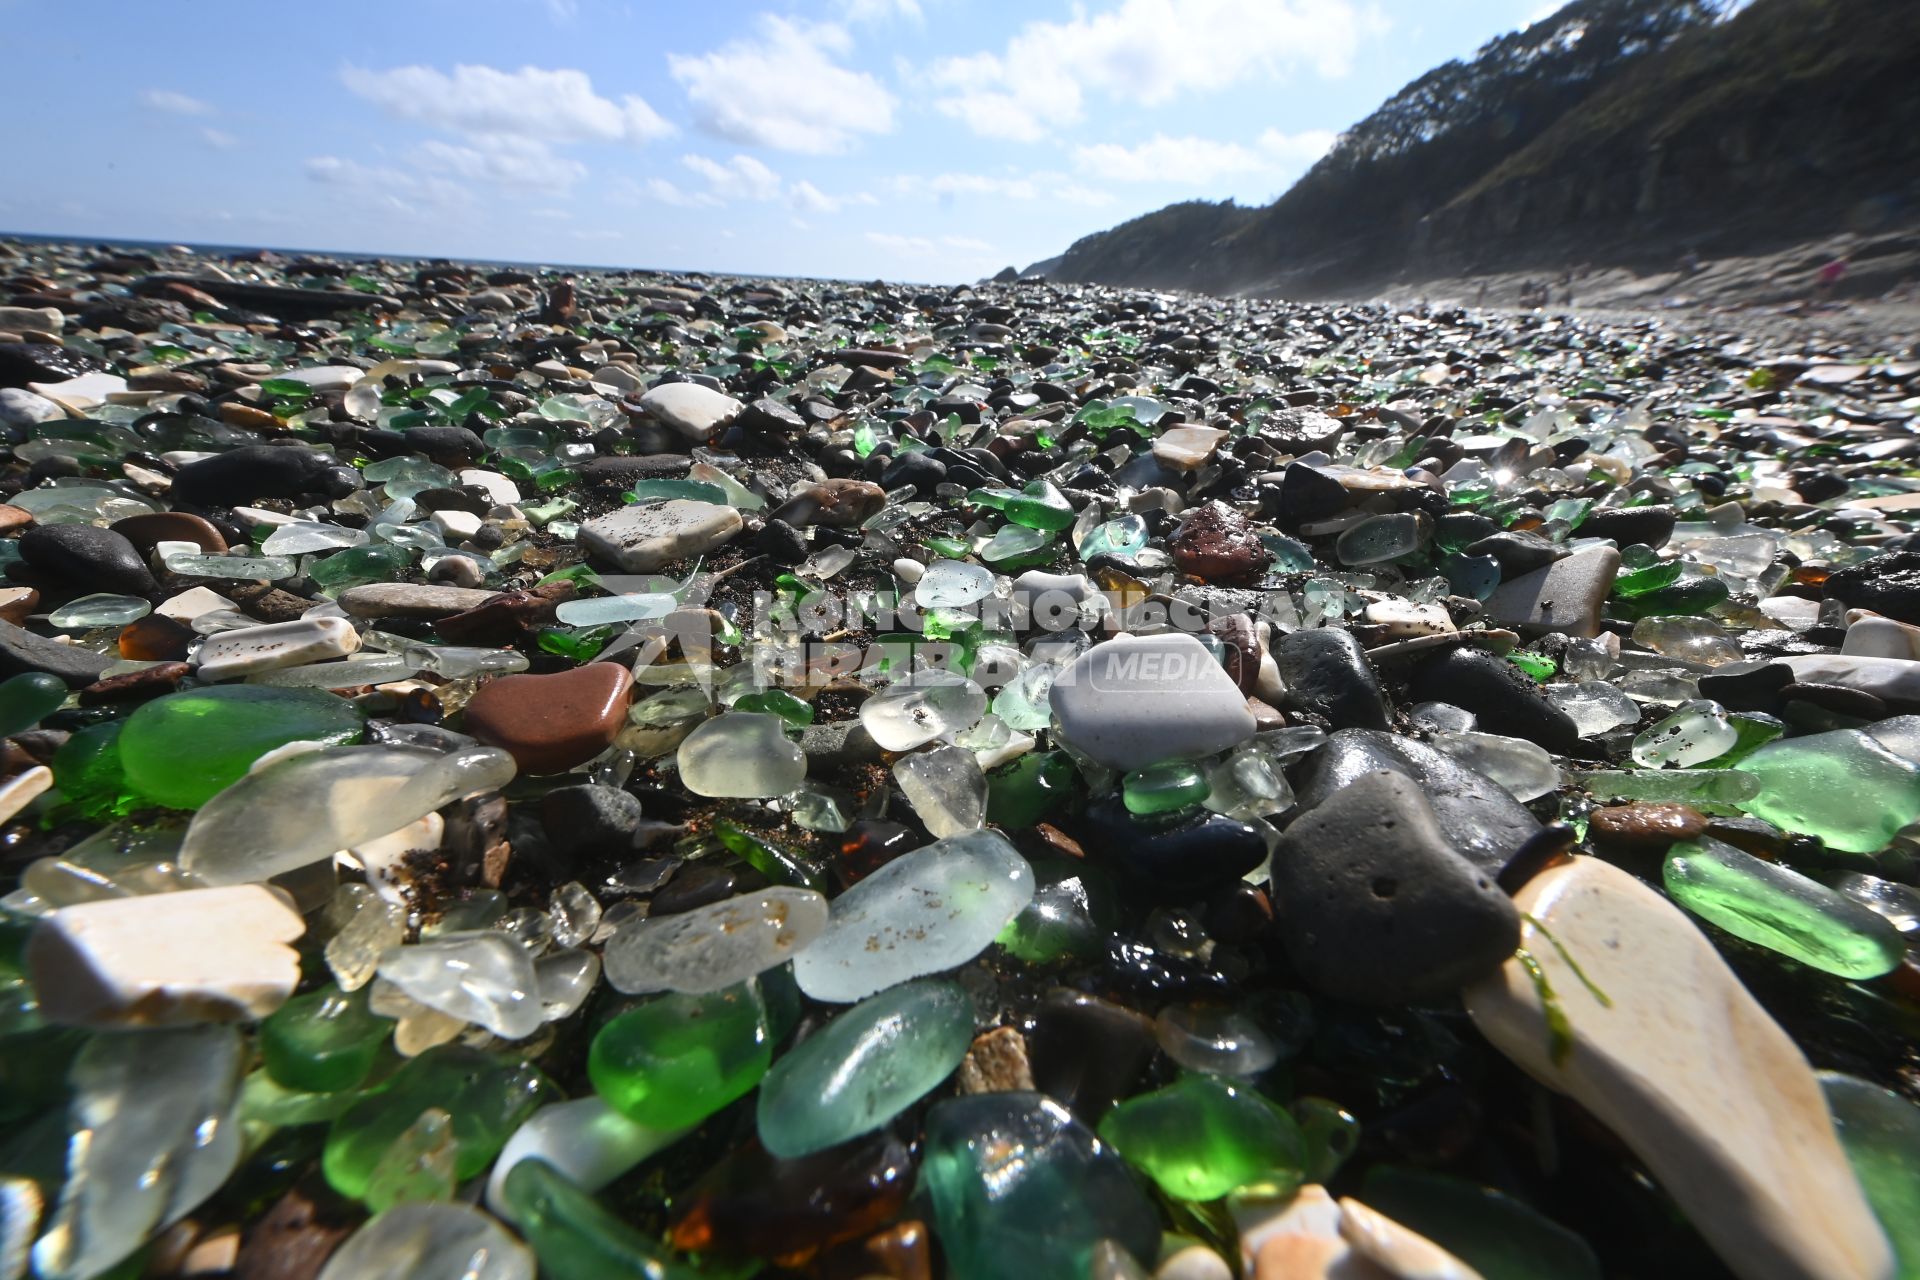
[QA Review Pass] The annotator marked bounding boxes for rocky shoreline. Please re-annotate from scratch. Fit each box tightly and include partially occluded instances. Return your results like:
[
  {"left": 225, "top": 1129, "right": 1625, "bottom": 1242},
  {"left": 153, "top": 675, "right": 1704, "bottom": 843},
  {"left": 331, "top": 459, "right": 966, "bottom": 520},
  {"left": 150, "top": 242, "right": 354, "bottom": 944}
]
[{"left": 0, "top": 237, "right": 1916, "bottom": 1280}]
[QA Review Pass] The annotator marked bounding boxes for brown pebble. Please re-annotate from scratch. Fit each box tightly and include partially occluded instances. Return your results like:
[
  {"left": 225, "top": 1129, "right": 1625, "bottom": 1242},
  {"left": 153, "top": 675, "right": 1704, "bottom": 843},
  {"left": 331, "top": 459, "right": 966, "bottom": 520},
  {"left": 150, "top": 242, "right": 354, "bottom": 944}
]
[
  {"left": 443, "top": 792, "right": 513, "bottom": 889},
  {"left": 218, "top": 402, "right": 280, "bottom": 431},
  {"left": 462, "top": 662, "right": 634, "bottom": 774},
  {"left": 820, "top": 1219, "right": 931, "bottom": 1280},
  {"left": 1588, "top": 803, "right": 1709, "bottom": 847},
  {"left": 232, "top": 1184, "right": 353, "bottom": 1280},
  {"left": 956, "top": 1025, "right": 1037, "bottom": 1095},
  {"left": 0, "top": 505, "right": 33, "bottom": 533},
  {"left": 1210, "top": 613, "right": 1262, "bottom": 695},
  {"left": 0, "top": 586, "right": 39, "bottom": 625},
  {"left": 433, "top": 580, "right": 575, "bottom": 645},
  {"left": 1170, "top": 500, "right": 1268, "bottom": 583},
  {"left": 118, "top": 613, "right": 197, "bottom": 661},
  {"left": 225, "top": 582, "right": 314, "bottom": 624},
  {"left": 111, "top": 511, "right": 229, "bottom": 554},
  {"left": 1246, "top": 695, "right": 1288, "bottom": 731},
  {"left": 771, "top": 478, "right": 888, "bottom": 528},
  {"left": 1702, "top": 815, "right": 1788, "bottom": 860},
  {"left": 79, "top": 661, "right": 191, "bottom": 705},
  {"left": 127, "top": 368, "right": 210, "bottom": 395}
]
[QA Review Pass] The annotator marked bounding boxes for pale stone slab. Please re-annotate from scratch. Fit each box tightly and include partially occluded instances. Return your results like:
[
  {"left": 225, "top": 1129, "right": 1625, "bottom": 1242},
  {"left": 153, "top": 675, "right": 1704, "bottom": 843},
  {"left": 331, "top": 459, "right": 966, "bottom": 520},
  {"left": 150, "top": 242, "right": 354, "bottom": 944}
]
[
  {"left": 1484, "top": 545, "right": 1619, "bottom": 638},
  {"left": 1463, "top": 857, "right": 1892, "bottom": 1280},
  {"left": 579, "top": 499, "right": 743, "bottom": 573},
  {"left": 1051, "top": 632, "right": 1257, "bottom": 769},
  {"left": 1153, "top": 424, "right": 1229, "bottom": 471},
  {"left": 196, "top": 616, "right": 361, "bottom": 681},
  {"left": 1784, "top": 653, "right": 1920, "bottom": 703},
  {"left": 28, "top": 885, "right": 305, "bottom": 1027},
  {"left": 638, "top": 382, "right": 743, "bottom": 439},
  {"left": 338, "top": 583, "right": 495, "bottom": 621},
  {"left": 1843, "top": 613, "right": 1920, "bottom": 662},
  {"left": 156, "top": 586, "right": 237, "bottom": 624}
]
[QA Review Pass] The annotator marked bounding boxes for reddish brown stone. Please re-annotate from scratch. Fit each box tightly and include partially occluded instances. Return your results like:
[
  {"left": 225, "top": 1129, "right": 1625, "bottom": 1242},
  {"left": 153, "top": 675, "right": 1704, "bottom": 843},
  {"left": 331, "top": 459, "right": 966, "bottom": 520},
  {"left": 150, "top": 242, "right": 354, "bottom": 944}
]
[
  {"left": 1247, "top": 695, "right": 1288, "bottom": 731},
  {"left": 461, "top": 662, "right": 633, "bottom": 774},
  {"left": 110, "top": 511, "right": 229, "bottom": 554},
  {"left": 1588, "top": 803, "right": 1709, "bottom": 848},
  {"left": 225, "top": 582, "right": 313, "bottom": 623},
  {"left": 156, "top": 281, "right": 224, "bottom": 312},
  {"left": 218, "top": 402, "right": 280, "bottom": 432},
  {"left": 118, "top": 612, "right": 197, "bottom": 661},
  {"left": 1209, "top": 612, "right": 1261, "bottom": 694},
  {"left": 0, "top": 505, "right": 34, "bottom": 533},
  {"left": 781, "top": 479, "right": 887, "bottom": 528},
  {"left": 432, "top": 580, "right": 575, "bottom": 645},
  {"left": 1170, "top": 500, "right": 1269, "bottom": 584},
  {"left": 79, "top": 661, "right": 191, "bottom": 705}
]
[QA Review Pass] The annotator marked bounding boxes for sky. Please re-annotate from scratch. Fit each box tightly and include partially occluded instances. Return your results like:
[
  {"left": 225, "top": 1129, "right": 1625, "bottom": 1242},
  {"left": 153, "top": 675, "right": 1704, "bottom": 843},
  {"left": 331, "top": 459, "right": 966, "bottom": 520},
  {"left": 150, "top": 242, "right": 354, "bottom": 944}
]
[{"left": 1, "top": 0, "right": 1564, "bottom": 283}]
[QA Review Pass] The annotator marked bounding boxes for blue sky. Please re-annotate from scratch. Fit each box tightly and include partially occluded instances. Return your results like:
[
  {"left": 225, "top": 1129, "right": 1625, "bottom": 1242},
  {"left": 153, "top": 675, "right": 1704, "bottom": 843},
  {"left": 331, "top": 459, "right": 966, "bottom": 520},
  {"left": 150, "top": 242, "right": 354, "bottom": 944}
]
[{"left": 1, "top": 0, "right": 1561, "bottom": 282}]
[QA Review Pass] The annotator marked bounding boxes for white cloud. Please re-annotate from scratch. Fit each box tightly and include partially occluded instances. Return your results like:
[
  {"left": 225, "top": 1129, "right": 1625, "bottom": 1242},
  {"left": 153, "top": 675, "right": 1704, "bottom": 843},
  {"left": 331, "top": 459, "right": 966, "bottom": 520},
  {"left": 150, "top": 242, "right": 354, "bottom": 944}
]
[
  {"left": 789, "top": 180, "right": 839, "bottom": 214},
  {"left": 414, "top": 136, "right": 587, "bottom": 190},
  {"left": 929, "top": 0, "right": 1384, "bottom": 142},
  {"left": 200, "top": 128, "right": 239, "bottom": 150},
  {"left": 529, "top": 207, "right": 572, "bottom": 220},
  {"left": 639, "top": 177, "right": 720, "bottom": 209},
  {"left": 1073, "top": 128, "right": 1336, "bottom": 184},
  {"left": 786, "top": 181, "right": 877, "bottom": 214},
  {"left": 304, "top": 156, "right": 470, "bottom": 215},
  {"left": 682, "top": 153, "right": 783, "bottom": 202},
  {"left": 889, "top": 171, "right": 1115, "bottom": 207},
  {"left": 865, "top": 231, "right": 999, "bottom": 260},
  {"left": 141, "top": 90, "right": 213, "bottom": 116},
  {"left": 668, "top": 17, "right": 896, "bottom": 154},
  {"left": 340, "top": 63, "right": 672, "bottom": 145},
  {"left": 841, "top": 0, "right": 921, "bottom": 21}
]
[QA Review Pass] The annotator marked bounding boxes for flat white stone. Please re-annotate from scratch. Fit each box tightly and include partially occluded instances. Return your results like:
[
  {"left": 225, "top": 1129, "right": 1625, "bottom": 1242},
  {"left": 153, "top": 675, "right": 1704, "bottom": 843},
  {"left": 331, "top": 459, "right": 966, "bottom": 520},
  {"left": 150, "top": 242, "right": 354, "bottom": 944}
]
[
  {"left": 430, "top": 509, "right": 483, "bottom": 541},
  {"left": 588, "top": 363, "right": 643, "bottom": 395},
  {"left": 1484, "top": 545, "right": 1620, "bottom": 638},
  {"left": 195, "top": 616, "right": 361, "bottom": 681},
  {"left": 1463, "top": 857, "right": 1892, "bottom": 1280},
  {"left": 268, "top": 365, "right": 364, "bottom": 391},
  {"left": 231, "top": 505, "right": 298, "bottom": 528},
  {"left": 1840, "top": 616, "right": 1920, "bottom": 662},
  {"left": 1782, "top": 653, "right": 1920, "bottom": 703},
  {"left": 1363, "top": 599, "right": 1456, "bottom": 639},
  {"left": 457, "top": 468, "right": 522, "bottom": 506},
  {"left": 1153, "top": 424, "right": 1229, "bottom": 471},
  {"left": 0, "top": 305, "right": 64, "bottom": 333},
  {"left": 638, "top": 382, "right": 744, "bottom": 440},
  {"left": 27, "top": 885, "right": 305, "bottom": 1027},
  {"left": 579, "top": 500, "right": 743, "bottom": 573},
  {"left": 156, "top": 586, "right": 237, "bottom": 624},
  {"left": 338, "top": 583, "right": 496, "bottom": 620},
  {"left": 28, "top": 372, "right": 128, "bottom": 412},
  {"left": 1051, "top": 632, "right": 1257, "bottom": 770}
]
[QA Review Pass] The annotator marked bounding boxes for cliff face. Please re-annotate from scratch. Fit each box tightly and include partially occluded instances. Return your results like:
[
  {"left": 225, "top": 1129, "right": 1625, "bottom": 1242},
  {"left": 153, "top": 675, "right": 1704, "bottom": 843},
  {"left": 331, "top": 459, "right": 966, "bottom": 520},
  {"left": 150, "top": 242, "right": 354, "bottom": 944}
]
[{"left": 1045, "top": 0, "right": 1920, "bottom": 296}]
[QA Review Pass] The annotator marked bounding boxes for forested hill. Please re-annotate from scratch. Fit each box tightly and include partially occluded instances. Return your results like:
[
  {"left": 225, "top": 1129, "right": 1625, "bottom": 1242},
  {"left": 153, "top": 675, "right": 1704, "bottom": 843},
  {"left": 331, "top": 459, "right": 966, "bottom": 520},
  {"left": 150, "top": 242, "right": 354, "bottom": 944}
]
[{"left": 1037, "top": 0, "right": 1920, "bottom": 296}]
